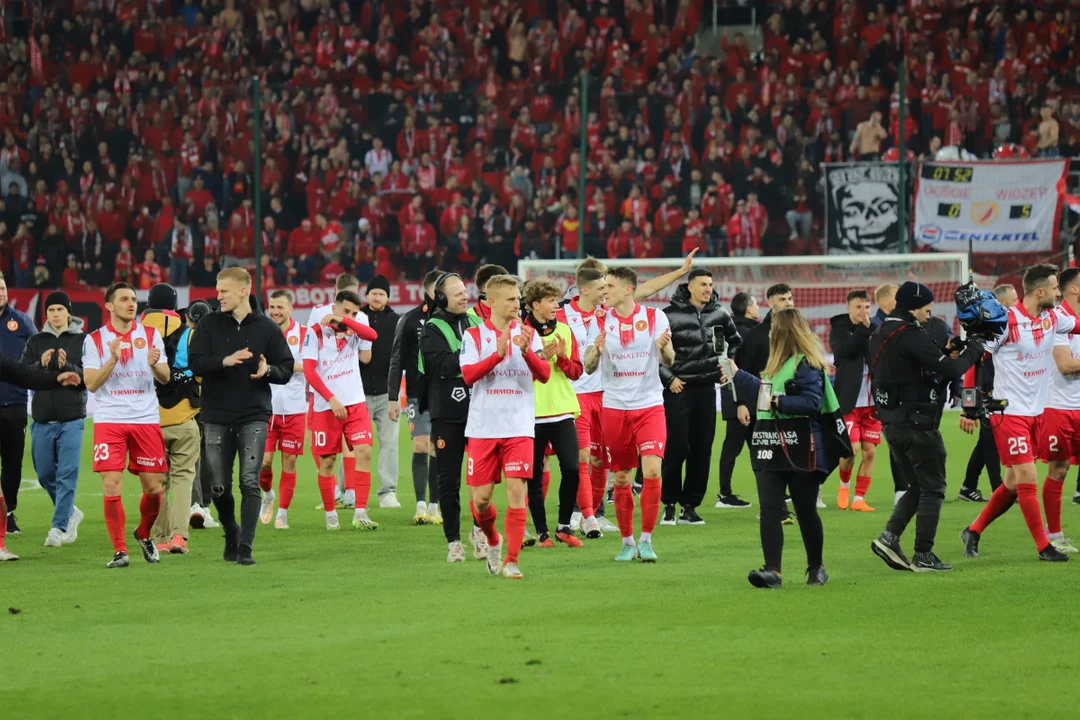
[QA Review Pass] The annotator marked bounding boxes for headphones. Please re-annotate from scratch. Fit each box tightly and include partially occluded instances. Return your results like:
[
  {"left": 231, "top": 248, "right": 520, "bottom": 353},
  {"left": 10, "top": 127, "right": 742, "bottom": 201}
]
[{"left": 432, "top": 272, "right": 461, "bottom": 311}]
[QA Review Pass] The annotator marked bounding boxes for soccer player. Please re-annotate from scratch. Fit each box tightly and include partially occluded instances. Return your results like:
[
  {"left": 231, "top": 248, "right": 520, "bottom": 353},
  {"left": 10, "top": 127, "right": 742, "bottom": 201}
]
[
  {"left": 308, "top": 273, "right": 367, "bottom": 509},
  {"left": 260, "top": 290, "right": 307, "bottom": 530},
  {"left": 829, "top": 289, "right": 879, "bottom": 511},
  {"left": 460, "top": 275, "right": 551, "bottom": 578},
  {"left": 961, "top": 264, "right": 1075, "bottom": 562},
  {"left": 83, "top": 282, "right": 172, "bottom": 568},
  {"left": 584, "top": 266, "right": 675, "bottom": 562},
  {"left": 303, "top": 290, "right": 380, "bottom": 531},
  {"left": 1035, "top": 267, "right": 1080, "bottom": 553}
]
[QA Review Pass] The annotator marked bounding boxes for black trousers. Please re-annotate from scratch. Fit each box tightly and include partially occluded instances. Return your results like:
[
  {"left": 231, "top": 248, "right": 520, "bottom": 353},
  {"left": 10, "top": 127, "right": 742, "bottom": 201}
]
[
  {"left": 0, "top": 404, "right": 27, "bottom": 512},
  {"left": 528, "top": 419, "right": 580, "bottom": 535},
  {"left": 661, "top": 386, "right": 717, "bottom": 509},
  {"left": 963, "top": 417, "right": 1002, "bottom": 492},
  {"left": 718, "top": 417, "right": 751, "bottom": 497},
  {"left": 755, "top": 469, "right": 826, "bottom": 573},
  {"left": 883, "top": 424, "right": 947, "bottom": 553},
  {"left": 432, "top": 420, "right": 467, "bottom": 544}
]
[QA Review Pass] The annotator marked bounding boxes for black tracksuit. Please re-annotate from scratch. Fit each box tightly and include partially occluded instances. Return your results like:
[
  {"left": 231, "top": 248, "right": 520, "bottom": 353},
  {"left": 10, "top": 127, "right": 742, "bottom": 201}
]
[
  {"left": 387, "top": 301, "right": 429, "bottom": 401},
  {"left": 658, "top": 285, "right": 742, "bottom": 509},
  {"left": 828, "top": 314, "right": 873, "bottom": 415},
  {"left": 359, "top": 304, "right": 400, "bottom": 396},
  {"left": 420, "top": 308, "right": 474, "bottom": 544},
  {"left": 717, "top": 313, "right": 767, "bottom": 497},
  {"left": 962, "top": 352, "right": 1002, "bottom": 493}
]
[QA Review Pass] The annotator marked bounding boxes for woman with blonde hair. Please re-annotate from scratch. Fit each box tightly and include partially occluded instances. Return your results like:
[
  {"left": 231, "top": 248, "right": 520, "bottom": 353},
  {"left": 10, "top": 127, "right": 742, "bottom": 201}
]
[{"left": 725, "top": 308, "right": 851, "bottom": 589}]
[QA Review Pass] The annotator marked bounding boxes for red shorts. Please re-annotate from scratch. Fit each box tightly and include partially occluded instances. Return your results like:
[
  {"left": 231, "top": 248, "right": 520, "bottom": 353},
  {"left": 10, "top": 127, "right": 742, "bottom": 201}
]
[
  {"left": 266, "top": 413, "right": 305, "bottom": 455},
  {"left": 991, "top": 414, "right": 1040, "bottom": 467},
  {"left": 311, "top": 403, "right": 373, "bottom": 456},
  {"left": 844, "top": 406, "right": 881, "bottom": 446},
  {"left": 466, "top": 436, "right": 534, "bottom": 487},
  {"left": 92, "top": 423, "right": 168, "bottom": 475},
  {"left": 1040, "top": 408, "right": 1080, "bottom": 464},
  {"left": 575, "top": 391, "right": 604, "bottom": 456},
  {"left": 602, "top": 405, "right": 666, "bottom": 472}
]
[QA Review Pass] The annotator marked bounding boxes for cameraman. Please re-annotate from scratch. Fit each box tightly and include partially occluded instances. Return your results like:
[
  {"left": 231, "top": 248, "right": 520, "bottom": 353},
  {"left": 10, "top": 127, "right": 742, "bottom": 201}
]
[{"left": 869, "top": 282, "right": 982, "bottom": 573}]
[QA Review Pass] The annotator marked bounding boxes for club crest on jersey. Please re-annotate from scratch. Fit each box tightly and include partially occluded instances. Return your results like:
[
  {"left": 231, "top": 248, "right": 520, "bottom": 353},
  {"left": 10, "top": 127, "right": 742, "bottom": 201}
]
[
  {"left": 134, "top": 337, "right": 146, "bottom": 349},
  {"left": 635, "top": 320, "right": 648, "bottom": 331},
  {"left": 513, "top": 334, "right": 526, "bottom": 347},
  {"left": 595, "top": 308, "right": 606, "bottom": 319},
  {"left": 5, "top": 320, "right": 16, "bottom": 331},
  {"left": 1043, "top": 317, "right": 1052, "bottom": 330},
  {"left": 288, "top": 334, "right": 299, "bottom": 345},
  {"left": 437, "top": 438, "right": 446, "bottom": 449}
]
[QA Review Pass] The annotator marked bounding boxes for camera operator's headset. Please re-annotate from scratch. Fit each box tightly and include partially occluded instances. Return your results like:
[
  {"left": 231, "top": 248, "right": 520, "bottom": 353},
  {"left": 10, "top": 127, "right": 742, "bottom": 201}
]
[{"left": 432, "top": 272, "right": 462, "bottom": 310}]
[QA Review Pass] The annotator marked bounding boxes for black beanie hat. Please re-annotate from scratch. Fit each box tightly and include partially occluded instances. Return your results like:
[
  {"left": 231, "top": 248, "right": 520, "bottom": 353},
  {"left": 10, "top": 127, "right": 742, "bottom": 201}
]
[
  {"left": 43, "top": 290, "right": 71, "bottom": 313},
  {"left": 147, "top": 283, "right": 178, "bottom": 311},
  {"left": 895, "top": 281, "right": 935, "bottom": 312},
  {"left": 367, "top": 274, "right": 391, "bottom": 295}
]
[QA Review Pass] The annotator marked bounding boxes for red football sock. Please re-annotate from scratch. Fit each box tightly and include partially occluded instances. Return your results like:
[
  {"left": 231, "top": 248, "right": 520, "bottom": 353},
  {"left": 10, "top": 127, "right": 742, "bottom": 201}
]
[
  {"left": 278, "top": 471, "right": 297, "bottom": 510},
  {"left": 342, "top": 456, "right": 357, "bottom": 477},
  {"left": 1043, "top": 477, "right": 1064, "bottom": 535},
  {"left": 259, "top": 467, "right": 274, "bottom": 493},
  {"left": 640, "top": 476, "right": 662, "bottom": 534},
  {"left": 614, "top": 484, "right": 635, "bottom": 539},
  {"left": 317, "top": 474, "right": 337, "bottom": 511},
  {"left": 838, "top": 467, "right": 852, "bottom": 485},
  {"left": 505, "top": 507, "right": 527, "bottom": 563},
  {"left": 0, "top": 496, "right": 6, "bottom": 545},
  {"left": 542, "top": 470, "right": 550, "bottom": 500},
  {"left": 1016, "top": 482, "right": 1050, "bottom": 550},
  {"left": 103, "top": 495, "right": 127, "bottom": 553},
  {"left": 590, "top": 463, "right": 606, "bottom": 515},
  {"left": 577, "top": 462, "right": 595, "bottom": 519},
  {"left": 476, "top": 502, "right": 500, "bottom": 546},
  {"left": 854, "top": 475, "right": 871, "bottom": 498},
  {"left": 136, "top": 493, "right": 161, "bottom": 541},
  {"left": 349, "top": 469, "right": 372, "bottom": 509},
  {"left": 970, "top": 483, "right": 1016, "bottom": 534}
]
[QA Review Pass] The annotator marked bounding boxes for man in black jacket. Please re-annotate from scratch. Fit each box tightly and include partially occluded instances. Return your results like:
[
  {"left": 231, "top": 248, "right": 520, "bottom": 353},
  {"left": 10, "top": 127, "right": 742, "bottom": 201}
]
[
  {"left": 359, "top": 275, "right": 402, "bottom": 510},
  {"left": 187, "top": 267, "right": 295, "bottom": 566},
  {"left": 658, "top": 269, "right": 742, "bottom": 525},
  {"left": 22, "top": 291, "right": 87, "bottom": 547},
  {"left": 829, "top": 289, "right": 879, "bottom": 512},
  {"left": 388, "top": 270, "right": 443, "bottom": 524},
  {"left": 419, "top": 272, "right": 483, "bottom": 563},
  {"left": 715, "top": 292, "right": 758, "bottom": 508}
]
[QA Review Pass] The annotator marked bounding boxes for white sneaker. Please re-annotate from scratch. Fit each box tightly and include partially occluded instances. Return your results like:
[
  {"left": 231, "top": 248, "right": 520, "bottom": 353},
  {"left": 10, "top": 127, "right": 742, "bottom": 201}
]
[
  {"left": 275, "top": 511, "right": 290, "bottom": 530},
  {"left": 894, "top": 491, "right": 906, "bottom": 506},
  {"left": 816, "top": 492, "right": 827, "bottom": 510},
  {"left": 486, "top": 536, "right": 503, "bottom": 575},
  {"left": 379, "top": 492, "right": 401, "bottom": 509},
  {"left": 502, "top": 561, "right": 523, "bottom": 579},
  {"left": 198, "top": 505, "right": 220, "bottom": 529},
  {"left": 44, "top": 528, "right": 63, "bottom": 547},
  {"left": 595, "top": 516, "right": 619, "bottom": 534},
  {"left": 569, "top": 511, "right": 583, "bottom": 532},
  {"left": 260, "top": 490, "right": 276, "bottom": 525},
  {"left": 326, "top": 512, "right": 341, "bottom": 531},
  {"left": 352, "top": 508, "right": 379, "bottom": 530},
  {"left": 342, "top": 489, "right": 356, "bottom": 509},
  {"left": 447, "top": 541, "right": 466, "bottom": 563},
  {"left": 62, "top": 507, "right": 84, "bottom": 544},
  {"left": 0, "top": 545, "right": 17, "bottom": 561},
  {"left": 414, "top": 501, "right": 428, "bottom": 525},
  {"left": 470, "top": 527, "right": 488, "bottom": 560},
  {"left": 582, "top": 515, "right": 603, "bottom": 539}
]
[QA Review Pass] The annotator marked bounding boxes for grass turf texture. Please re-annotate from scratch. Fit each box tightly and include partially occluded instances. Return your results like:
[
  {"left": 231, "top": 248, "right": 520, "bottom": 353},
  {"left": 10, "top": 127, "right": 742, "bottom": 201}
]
[{"left": 4, "top": 416, "right": 1079, "bottom": 719}]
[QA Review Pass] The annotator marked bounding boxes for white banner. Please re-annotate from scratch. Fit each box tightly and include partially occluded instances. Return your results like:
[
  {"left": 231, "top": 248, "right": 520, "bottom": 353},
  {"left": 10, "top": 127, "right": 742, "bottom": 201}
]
[{"left": 913, "top": 159, "right": 1068, "bottom": 253}]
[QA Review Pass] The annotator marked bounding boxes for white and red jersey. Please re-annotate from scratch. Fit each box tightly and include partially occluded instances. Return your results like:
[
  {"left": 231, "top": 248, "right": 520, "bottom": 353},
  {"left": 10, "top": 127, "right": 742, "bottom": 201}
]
[
  {"left": 855, "top": 365, "right": 873, "bottom": 408},
  {"left": 989, "top": 303, "right": 1078, "bottom": 416},
  {"left": 271, "top": 319, "right": 308, "bottom": 416},
  {"left": 557, "top": 298, "right": 603, "bottom": 394},
  {"left": 302, "top": 322, "right": 367, "bottom": 411},
  {"left": 307, "top": 303, "right": 372, "bottom": 352},
  {"left": 600, "top": 303, "right": 671, "bottom": 411},
  {"left": 82, "top": 321, "right": 166, "bottom": 425},
  {"left": 460, "top": 320, "right": 545, "bottom": 440},
  {"left": 1047, "top": 301, "right": 1080, "bottom": 411}
]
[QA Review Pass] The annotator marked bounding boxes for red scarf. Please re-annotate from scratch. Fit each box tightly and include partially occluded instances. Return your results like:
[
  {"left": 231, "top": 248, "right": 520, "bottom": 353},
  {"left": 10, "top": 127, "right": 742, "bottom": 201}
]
[{"left": 107, "top": 319, "right": 135, "bottom": 365}]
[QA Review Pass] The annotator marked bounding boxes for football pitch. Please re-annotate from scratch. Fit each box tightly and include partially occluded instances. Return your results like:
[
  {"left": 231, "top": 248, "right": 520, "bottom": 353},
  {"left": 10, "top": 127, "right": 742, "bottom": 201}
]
[{"left": 5, "top": 416, "right": 1080, "bottom": 719}]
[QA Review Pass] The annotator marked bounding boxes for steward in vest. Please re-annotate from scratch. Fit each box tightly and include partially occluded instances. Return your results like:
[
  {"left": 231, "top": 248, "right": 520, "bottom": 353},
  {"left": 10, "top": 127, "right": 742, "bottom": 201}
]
[
  {"left": 728, "top": 308, "right": 853, "bottom": 590},
  {"left": 522, "top": 279, "right": 592, "bottom": 547}
]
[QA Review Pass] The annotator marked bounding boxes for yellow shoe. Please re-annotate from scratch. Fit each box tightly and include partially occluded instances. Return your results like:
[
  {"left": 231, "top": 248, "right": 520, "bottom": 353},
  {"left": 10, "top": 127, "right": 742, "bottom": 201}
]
[
  {"left": 851, "top": 499, "right": 875, "bottom": 512},
  {"left": 837, "top": 486, "right": 850, "bottom": 510}
]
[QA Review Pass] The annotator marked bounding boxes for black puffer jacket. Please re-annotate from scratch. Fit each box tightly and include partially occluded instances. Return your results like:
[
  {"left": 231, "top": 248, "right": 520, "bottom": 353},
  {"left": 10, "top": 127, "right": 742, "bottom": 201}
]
[
  {"left": 658, "top": 284, "right": 742, "bottom": 389},
  {"left": 387, "top": 300, "right": 429, "bottom": 400},
  {"left": 829, "top": 314, "right": 873, "bottom": 415}
]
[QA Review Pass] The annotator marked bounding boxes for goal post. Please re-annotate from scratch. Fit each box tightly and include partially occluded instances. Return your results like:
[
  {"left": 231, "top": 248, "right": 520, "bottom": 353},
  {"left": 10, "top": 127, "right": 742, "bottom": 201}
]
[{"left": 520, "top": 253, "right": 979, "bottom": 349}]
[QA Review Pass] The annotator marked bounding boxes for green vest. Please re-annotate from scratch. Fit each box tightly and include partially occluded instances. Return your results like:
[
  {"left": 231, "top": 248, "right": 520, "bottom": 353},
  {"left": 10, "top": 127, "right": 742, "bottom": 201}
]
[
  {"left": 533, "top": 322, "right": 581, "bottom": 419},
  {"left": 417, "top": 315, "right": 481, "bottom": 376},
  {"left": 757, "top": 353, "right": 840, "bottom": 420}
]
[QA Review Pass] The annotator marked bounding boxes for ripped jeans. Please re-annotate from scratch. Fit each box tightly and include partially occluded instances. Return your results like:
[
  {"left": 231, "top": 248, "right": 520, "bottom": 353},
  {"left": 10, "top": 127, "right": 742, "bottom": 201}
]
[{"left": 203, "top": 421, "right": 267, "bottom": 549}]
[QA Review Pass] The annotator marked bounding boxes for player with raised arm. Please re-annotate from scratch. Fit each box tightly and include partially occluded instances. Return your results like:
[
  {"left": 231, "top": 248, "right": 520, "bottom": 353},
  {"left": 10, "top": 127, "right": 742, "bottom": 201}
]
[
  {"left": 584, "top": 266, "right": 675, "bottom": 563},
  {"left": 460, "top": 275, "right": 551, "bottom": 579},
  {"left": 961, "top": 264, "right": 1074, "bottom": 562},
  {"left": 83, "top": 282, "right": 172, "bottom": 568},
  {"left": 260, "top": 290, "right": 307, "bottom": 530},
  {"left": 303, "top": 290, "right": 381, "bottom": 531}
]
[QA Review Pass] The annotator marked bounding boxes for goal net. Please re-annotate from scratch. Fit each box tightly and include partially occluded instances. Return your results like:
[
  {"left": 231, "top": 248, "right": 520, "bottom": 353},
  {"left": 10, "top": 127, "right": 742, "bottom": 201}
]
[{"left": 520, "top": 253, "right": 980, "bottom": 352}]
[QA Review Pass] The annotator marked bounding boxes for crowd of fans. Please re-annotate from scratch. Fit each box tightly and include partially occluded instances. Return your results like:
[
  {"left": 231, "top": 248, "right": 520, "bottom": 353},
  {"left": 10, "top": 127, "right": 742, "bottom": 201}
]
[{"left": 0, "top": 0, "right": 1078, "bottom": 290}]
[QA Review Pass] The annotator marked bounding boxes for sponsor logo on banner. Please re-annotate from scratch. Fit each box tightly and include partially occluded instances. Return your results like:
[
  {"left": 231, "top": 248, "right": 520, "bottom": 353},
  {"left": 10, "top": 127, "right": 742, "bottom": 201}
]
[{"left": 917, "top": 225, "right": 1042, "bottom": 247}]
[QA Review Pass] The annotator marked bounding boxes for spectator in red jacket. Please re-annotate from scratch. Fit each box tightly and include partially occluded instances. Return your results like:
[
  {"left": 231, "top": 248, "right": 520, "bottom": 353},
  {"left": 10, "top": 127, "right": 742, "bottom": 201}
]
[
  {"left": 401, "top": 217, "right": 436, "bottom": 280},
  {"left": 682, "top": 208, "right": 708, "bottom": 256},
  {"left": 726, "top": 200, "right": 761, "bottom": 257},
  {"left": 607, "top": 218, "right": 635, "bottom": 259},
  {"left": 136, "top": 248, "right": 163, "bottom": 290}
]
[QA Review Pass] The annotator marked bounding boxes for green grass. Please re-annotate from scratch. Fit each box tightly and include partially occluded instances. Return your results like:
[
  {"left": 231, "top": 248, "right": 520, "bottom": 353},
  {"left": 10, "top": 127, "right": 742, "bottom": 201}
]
[{"left": 5, "top": 416, "right": 1080, "bottom": 719}]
